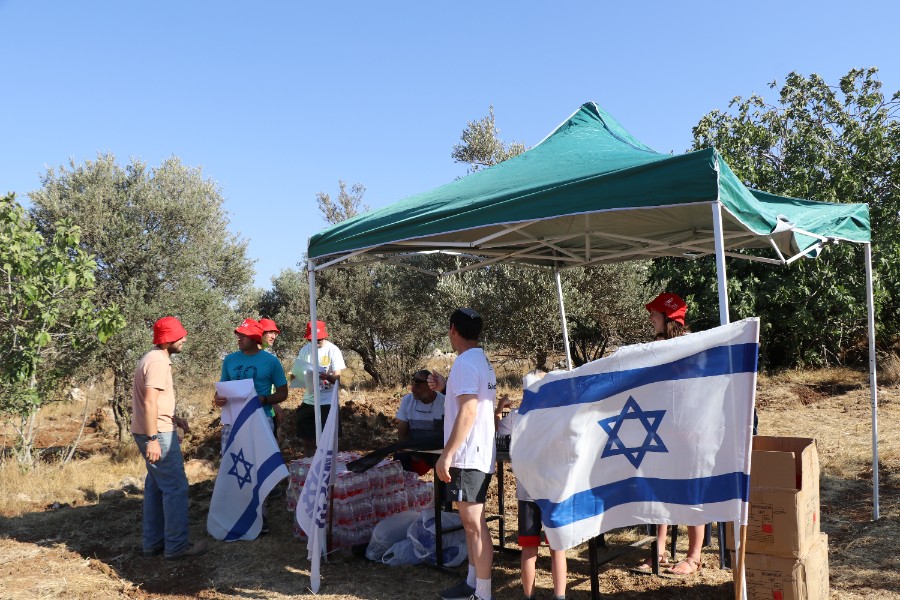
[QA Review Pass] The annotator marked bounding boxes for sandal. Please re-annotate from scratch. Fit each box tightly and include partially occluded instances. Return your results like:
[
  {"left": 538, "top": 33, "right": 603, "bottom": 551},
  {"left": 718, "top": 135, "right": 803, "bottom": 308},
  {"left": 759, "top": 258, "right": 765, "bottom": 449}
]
[
  {"left": 665, "top": 557, "right": 702, "bottom": 576},
  {"left": 630, "top": 553, "right": 670, "bottom": 574}
]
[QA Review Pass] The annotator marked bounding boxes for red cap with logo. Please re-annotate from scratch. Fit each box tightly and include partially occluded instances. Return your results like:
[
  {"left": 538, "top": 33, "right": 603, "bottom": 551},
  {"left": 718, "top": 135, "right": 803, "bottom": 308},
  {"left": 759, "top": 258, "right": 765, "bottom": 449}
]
[
  {"left": 153, "top": 316, "right": 187, "bottom": 345},
  {"left": 645, "top": 293, "right": 687, "bottom": 325},
  {"left": 305, "top": 320, "right": 328, "bottom": 340},
  {"left": 234, "top": 318, "right": 263, "bottom": 343},
  {"left": 258, "top": 318, "right": 280, "bottom": 333}
]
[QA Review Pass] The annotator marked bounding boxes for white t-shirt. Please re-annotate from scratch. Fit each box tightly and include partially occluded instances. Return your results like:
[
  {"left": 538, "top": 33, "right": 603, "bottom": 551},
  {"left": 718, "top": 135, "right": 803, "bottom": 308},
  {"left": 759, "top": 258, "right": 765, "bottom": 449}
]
[
  {"left": 396, "top": 392, "right": 445, "bottom": 440},
  {"left": 444, "top": 347, "right": 497, "bottom": 473},
  {"left": 293, "top": 340, "right": 346, "bottom": 406}
]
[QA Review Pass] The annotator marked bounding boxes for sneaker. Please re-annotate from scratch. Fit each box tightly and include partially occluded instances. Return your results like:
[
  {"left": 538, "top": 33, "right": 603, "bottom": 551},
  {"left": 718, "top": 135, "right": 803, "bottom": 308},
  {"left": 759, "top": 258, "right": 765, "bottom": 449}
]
[
  {"left": 142, "top": 545, "right": 164, "bottom": 558},
  {"left": 439, "top": 581, "right": 475, "bottom": 600},
  {"left": 466, "top": 595, "right": 492, "bottom": 600},
  {"left": 165, "top": 540, "right": 208, "bottom": 561},
  {"left": 261, "top": 517, "right": 270, "bottom": 535}
]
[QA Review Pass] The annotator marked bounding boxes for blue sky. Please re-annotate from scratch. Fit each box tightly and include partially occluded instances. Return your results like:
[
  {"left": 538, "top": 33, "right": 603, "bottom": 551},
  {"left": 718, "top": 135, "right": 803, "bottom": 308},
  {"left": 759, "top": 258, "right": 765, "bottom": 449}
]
[{"left": 2, "top": 1, "right": 896, "bottom": 288}]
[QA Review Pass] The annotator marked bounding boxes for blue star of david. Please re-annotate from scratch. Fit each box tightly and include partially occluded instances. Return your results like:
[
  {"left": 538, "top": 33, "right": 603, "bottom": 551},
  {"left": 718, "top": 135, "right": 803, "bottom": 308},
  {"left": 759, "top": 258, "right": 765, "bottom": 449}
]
[
  {"left": 227, "top": 448, "right": 254, "bottom": 488},
  {"left": 598, "top": 395, "right": 667, "bottom": 469}
]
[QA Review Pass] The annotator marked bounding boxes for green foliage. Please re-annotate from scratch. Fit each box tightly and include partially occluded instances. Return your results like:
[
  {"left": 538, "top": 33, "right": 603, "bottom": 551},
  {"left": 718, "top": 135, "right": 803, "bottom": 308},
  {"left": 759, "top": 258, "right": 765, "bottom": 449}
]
[
  {"left": 451, "top": 105, "right": 526, "bottom": 173},
  {"left": 651, "top": 68, "right": 899, "bottom": 367},
  {"left": 0, "top": 193, "right": 124, "bottom": 461},
  {"left": 29, "top": 155, "right": 254, "bottom": 440}
]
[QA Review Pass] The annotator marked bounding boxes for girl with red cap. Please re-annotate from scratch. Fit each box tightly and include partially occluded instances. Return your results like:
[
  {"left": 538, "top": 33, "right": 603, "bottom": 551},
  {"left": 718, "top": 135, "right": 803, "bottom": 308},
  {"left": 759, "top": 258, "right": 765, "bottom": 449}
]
[{"left": 632, "top": 293, "right": 704, "bottom": 576}]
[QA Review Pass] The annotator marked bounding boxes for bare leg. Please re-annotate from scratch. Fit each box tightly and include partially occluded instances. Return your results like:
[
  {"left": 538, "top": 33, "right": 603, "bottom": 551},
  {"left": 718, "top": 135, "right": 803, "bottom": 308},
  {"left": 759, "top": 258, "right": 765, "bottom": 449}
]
[
  {"left": 458, "top": 500, "right": 493, "bottom": 582},
  {"left": 550, "top": 548, "right": 567, "bottom": 597},
  {"left": 520, "top": 545, "right": 538, "bottom": 598},
  {"left": 667, "top": 525, "right": 704, "bottom": 575}
]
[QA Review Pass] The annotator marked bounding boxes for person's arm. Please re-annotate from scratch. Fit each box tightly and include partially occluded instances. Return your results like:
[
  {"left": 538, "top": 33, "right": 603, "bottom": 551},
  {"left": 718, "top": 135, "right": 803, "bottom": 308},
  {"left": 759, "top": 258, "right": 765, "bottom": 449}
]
[
  {"left": 262, "top": 383, "right": 288, "bottom": 405},
  {"left": 397, "top": 419, "right": 410, "bottom": 442},
  {"left": 319, "top": 369, "right": 341, "bottom": 385},
  {"left": 140, "top": 386, "right": 162, "bottom": 463},
  {"left": 495, "top": 393, "right": 512, "bottom": 428},
  {"left": 435, "top": 393, "right": 478, "bottom": 482},
  {"left": 427, "top": 372, "right": 447, "bottom": 395}
]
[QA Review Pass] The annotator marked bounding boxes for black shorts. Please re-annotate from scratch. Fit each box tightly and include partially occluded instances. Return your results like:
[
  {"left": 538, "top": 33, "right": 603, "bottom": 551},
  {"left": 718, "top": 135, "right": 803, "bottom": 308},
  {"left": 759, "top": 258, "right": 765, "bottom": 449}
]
[
  {"left": 518, "top": 500, "right": 543, "bottom": 547},
  {"left": 296, "top": 402, "right": 333, "bottom": 441},
  {"left": 447, "top": 467, "right": 492, "bottom": 503}
]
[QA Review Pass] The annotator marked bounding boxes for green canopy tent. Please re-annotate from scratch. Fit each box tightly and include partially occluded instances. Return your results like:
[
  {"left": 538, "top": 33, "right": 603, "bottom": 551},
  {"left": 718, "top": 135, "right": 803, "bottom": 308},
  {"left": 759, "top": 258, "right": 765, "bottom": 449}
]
[{"left": 303, "top": 102, "right": 880, "bottom": 518}]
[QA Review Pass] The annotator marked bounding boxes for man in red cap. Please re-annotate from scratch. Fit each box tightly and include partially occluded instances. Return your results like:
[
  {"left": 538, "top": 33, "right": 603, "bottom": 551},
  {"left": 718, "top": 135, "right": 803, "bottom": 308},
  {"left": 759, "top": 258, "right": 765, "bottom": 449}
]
[
  {"left": 132, "top": 316, "right": 207, "bottom": 560},
  {"left": 258, "top": 317, "right": 286, "bottom": 436},
  {"left": 293, "top": 320, "right": 345, "bottom": 457},
  {"left": 258, "top": 318, "right": 280, "bottom": 351},
  {"left": 214, "top": 318, "right": 289, "bottom": 534},
  {"left": 214, "top": 318, "right": 288, "bottom": 451}
]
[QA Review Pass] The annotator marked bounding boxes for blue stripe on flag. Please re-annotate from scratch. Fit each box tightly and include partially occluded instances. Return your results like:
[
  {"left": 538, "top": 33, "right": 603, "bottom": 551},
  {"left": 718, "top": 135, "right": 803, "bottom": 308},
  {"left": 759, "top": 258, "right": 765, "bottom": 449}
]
[
  {"left": 224, "top": 396, "right": 262, "bottom": 452},
  {"left": 225, "top": 451, "right": 287, "bottom": 541},
  {"left": 520, "top": 343, "right": 758, "bottom": 415},
  {"left": 535, "top": 471, "right": 750, "bottom": 528}
]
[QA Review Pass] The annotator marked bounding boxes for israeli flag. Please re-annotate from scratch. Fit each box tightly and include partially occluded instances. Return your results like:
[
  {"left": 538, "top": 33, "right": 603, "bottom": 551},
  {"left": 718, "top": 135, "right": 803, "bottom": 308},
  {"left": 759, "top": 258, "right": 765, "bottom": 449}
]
[
  {"left": 511, "top": 318, "right": 759, "bottom": 550},
  {"left": 208, "top": 380, "right": 289, "bottom": 541},
  {"left": 295, "top": 393, "right": 339, "bottom": 594}
]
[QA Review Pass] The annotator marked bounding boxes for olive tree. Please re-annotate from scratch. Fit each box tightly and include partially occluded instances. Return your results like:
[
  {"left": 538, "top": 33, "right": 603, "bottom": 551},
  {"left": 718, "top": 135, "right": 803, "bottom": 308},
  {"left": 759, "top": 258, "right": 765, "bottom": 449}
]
[
  {"left": 650, "top": 68, "right": 900, "bottom": 367},
  {"left": 30, "top": 155, "right": 255, "bottom": 441}
]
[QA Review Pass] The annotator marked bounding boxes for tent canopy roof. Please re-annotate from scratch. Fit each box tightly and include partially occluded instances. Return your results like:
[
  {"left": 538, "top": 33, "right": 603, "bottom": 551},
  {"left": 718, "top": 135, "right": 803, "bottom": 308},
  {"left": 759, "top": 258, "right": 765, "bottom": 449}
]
[{"left": 308, "top": 102, "right": 869, "bottom": 271}]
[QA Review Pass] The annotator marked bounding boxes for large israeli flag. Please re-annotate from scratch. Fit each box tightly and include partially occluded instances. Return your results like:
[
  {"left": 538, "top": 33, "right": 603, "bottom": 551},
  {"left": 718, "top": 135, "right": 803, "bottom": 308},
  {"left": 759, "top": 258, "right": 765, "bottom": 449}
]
[
  {"left": 295, "top": 393, "right": 339, "bottom": 593},
  {"left": 208, "top": 380, "right": 289, "bottom": 541},
  {"left": 511, "top": 318, "right": 759, "bottom": 550}
]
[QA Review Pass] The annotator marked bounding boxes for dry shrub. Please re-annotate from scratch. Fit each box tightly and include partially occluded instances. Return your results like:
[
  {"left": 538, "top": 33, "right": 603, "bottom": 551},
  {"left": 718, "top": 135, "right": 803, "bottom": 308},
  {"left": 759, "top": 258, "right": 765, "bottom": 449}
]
[
  {"left": 0, "top": 452, "right": 144, "bottom": 516},
  {"left": 877, "top": 351, "right": 900, "bottom": 389}
]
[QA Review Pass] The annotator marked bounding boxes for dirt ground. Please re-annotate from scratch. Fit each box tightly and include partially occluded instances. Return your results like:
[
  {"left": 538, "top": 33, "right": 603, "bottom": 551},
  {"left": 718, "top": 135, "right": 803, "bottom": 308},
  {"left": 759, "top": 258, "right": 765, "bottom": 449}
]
[{"left": 1, "top": 368, "right": 898, "bottom": 600}]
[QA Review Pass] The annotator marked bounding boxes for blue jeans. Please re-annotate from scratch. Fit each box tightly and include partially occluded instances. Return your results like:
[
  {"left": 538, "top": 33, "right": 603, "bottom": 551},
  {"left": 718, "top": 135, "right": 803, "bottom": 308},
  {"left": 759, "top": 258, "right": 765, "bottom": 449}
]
[{"left": 133, "top": 431, "right": 189, "bottom": 555}]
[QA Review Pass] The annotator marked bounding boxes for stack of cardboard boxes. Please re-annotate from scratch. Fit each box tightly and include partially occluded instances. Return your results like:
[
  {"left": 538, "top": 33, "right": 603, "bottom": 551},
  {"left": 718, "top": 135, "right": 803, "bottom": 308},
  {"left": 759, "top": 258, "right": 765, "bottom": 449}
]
[{"left": 726, "top": 436, "right": 829, "bottom": 600}]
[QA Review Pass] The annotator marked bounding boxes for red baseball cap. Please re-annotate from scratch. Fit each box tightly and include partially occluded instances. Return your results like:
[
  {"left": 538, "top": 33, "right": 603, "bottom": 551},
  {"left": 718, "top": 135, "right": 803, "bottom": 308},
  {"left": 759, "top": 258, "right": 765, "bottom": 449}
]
[
  {"left": 235, "top": 318, "right": 263, "bottom": 343},
  {"left": 645, "top": 293, "right": 687, "bottom": 325},
  {"left": 305, "top": 320, "right": 328, "bottom": 340},
  {"left": 153, "top": 316, "right": 187, "bottom": 345},
  {"left": 258, "top": 318, "right": 280, "bottom": 333}
]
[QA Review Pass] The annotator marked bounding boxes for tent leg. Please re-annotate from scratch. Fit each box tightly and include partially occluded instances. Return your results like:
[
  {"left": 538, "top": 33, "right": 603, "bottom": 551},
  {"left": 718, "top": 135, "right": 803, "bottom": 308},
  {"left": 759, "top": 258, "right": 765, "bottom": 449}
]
[
  {"left": 711, "top": 202, "right": 730, "bottom": 325},
  {"left": 864, "top": 243, "right": 880, "bottom": 520},
  {"left": 307, "top": 259, "right": 322, "bottom": 446},
  {"left": 554, "top": 267, "right": 573, "bottom": 370}
]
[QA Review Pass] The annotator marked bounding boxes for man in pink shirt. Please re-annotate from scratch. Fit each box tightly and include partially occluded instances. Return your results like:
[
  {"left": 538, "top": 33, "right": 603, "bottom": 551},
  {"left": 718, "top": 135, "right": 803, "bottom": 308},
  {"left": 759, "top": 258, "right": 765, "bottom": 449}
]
[{"left": 132, "top": 316, "right": 207, "bottom": 561}]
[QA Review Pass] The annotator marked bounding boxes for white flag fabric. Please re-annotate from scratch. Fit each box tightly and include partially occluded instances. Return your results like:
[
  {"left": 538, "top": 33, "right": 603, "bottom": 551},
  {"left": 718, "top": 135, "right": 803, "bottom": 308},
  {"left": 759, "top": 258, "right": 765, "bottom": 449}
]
[
  {"left": 207, "top": 387, "right": 289, "bottom": 541},
  {"left": 511, "top": 318, "right": 759, "bottom": 550},
  {"left": 295, "top": 394, "right": 339, "bottom": 593}
]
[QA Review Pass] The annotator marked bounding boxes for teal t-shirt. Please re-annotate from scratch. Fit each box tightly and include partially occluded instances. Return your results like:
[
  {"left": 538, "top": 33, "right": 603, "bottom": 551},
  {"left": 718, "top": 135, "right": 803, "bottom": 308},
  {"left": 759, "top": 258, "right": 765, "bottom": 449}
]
[{"left": 220, "top": 350, "right": 287, "bottom": 417}]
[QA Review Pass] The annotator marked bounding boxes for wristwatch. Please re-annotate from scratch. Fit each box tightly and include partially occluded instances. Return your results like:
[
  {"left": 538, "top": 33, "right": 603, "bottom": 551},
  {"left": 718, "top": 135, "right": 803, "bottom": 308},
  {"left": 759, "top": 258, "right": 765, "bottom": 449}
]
[{"left": 148, "top": 434, "right": 159, "bottom": 441}]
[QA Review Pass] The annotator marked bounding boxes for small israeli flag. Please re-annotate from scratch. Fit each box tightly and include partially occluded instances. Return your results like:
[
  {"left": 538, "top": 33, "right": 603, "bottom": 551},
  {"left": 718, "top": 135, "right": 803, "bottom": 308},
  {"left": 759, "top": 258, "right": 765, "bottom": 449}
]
[{"left": 208, "top": 380, "right": 288, "bottom": 541}]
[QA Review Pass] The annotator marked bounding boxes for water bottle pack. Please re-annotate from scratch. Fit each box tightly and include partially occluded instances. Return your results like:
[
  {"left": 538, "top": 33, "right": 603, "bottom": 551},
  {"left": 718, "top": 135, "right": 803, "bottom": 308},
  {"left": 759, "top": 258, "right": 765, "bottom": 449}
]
[{"left": 290, "top": 458, "right": 434, "bottom": 549}]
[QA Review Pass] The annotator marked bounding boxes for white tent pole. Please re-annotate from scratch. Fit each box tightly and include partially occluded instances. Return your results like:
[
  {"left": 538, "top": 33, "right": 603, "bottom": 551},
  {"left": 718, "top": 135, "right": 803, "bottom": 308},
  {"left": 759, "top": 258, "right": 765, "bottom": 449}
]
[
  {"left": 713, "top": 201, "right": 747, "bottom": 600},
  {"left": 712, "top": 202, "right": 730, "bottom": 325},
  {"left": 307, "top": 258, "right": 322, "bottom": 446},
  {"left": 864, "top": 243, "right": 880, "bottom": 520},
  {"left": 554, "top": 267, "right": 573, "bottom": 370}
]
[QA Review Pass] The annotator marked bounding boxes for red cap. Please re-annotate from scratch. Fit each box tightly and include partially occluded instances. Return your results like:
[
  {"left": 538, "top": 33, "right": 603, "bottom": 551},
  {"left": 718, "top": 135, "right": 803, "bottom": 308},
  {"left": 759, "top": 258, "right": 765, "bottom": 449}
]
[
  {"left": 645, "top": 293, "right": 687, "bottom": 325},
  {"left": 153, "top": 316, "right": 187, "bottom": 345},
  {"left": 235, "top": 318, "right": 263, "bottom": 343},
  {"left": 258, "top": 318, "right": 280, "bottom": 333},
  {"left": 305, "top": 320, "right": 328, "bottom": 340}
]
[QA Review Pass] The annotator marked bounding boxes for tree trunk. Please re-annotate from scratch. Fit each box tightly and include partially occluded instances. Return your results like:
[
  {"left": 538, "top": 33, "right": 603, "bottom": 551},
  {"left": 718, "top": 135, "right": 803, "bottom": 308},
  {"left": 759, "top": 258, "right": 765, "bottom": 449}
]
[{"left": 111, "top": 366, "right": 131, "bottom": 444}]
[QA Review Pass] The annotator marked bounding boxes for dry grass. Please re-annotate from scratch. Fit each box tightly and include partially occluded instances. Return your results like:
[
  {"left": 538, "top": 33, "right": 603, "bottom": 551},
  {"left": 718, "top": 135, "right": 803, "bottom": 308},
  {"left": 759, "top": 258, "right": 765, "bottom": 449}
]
[{"left": 0, "top": 366, "right": 898, "bottom": 599}]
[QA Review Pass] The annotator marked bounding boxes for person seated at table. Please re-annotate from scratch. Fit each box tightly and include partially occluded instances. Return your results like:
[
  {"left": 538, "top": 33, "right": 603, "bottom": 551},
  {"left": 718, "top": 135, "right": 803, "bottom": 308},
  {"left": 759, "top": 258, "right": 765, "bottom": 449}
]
[
  {"left": 497, "top": 370, "right": 568, "bottom": 600},
  {"left": 395, "top": 369, "right": 445, "bottom": 474}
]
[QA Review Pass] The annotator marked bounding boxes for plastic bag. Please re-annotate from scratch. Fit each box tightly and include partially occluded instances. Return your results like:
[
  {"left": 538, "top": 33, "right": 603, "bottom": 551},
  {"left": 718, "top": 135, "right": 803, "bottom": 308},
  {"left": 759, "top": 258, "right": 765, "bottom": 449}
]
[
  {"left": 408, "top": 508, "right": 468, "bottom": 567},
  {"left": 365, "top": 509, "right": 420, "bottom": 562},
  {"left": 382, "top": 538, "right": 422, "bottom": 566}
]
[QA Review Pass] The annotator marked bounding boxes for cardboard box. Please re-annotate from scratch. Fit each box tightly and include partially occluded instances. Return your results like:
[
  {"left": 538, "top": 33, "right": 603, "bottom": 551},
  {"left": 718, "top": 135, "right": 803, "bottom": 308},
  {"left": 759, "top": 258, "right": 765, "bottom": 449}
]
[
  {"left": 727, "top": 436, "right": 821, "bottom": 557},
  {"left": 732, "top": 533, "right": 829, "bottom": 600}
]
